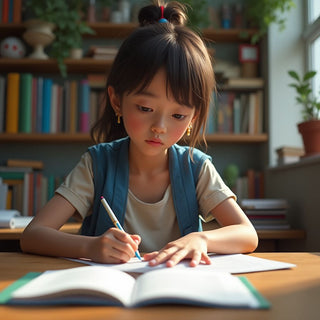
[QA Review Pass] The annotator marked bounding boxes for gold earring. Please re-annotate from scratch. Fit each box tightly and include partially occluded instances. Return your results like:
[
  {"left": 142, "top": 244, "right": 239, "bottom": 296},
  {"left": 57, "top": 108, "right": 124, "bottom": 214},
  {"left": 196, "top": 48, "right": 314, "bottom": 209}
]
[
  {"left": 187, "top": 124, "right": 192, "bottom": 136},
  {"left": 117, "top": 114, "right": 121, "bottom": 124}
]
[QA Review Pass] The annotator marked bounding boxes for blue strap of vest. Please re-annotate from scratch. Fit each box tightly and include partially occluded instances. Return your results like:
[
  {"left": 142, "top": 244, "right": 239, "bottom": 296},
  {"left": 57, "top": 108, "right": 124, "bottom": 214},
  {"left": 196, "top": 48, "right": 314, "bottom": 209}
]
[
  {"left": 169, "top": 145, "right": 210, "bottom": 235},
  {"left": 82, "top": 138, "right": 129, "bottom": 236}
]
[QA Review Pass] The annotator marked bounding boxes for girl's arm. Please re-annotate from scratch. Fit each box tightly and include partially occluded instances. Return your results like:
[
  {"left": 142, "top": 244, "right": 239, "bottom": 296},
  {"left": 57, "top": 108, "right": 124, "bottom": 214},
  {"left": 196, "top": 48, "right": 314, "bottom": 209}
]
[
  {"left": 144, "top": 197, "right": 258, "bottom": 267},
  {"left": 20, "top": 194, "right": 140, "bottom": 263}
]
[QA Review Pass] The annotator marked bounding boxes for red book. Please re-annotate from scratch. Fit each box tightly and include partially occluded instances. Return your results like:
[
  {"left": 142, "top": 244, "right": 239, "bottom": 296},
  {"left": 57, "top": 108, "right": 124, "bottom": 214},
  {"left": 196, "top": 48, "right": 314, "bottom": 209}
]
[{"left": 2, "top": 0, "right": 9, "bottom": 23}]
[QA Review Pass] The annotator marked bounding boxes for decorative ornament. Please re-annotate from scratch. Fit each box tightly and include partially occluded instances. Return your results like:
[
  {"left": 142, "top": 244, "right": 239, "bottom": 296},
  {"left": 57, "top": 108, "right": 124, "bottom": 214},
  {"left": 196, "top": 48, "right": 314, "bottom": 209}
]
[{"left": 0, "top": 37, "right": 26, "bottom": 58}]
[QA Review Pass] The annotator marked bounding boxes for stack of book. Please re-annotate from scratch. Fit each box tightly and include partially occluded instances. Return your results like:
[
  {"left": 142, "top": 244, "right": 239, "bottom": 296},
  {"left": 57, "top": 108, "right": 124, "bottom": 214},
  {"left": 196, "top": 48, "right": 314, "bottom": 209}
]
[
  {"left": 240, "top": 198, "right": 290, "bottom": 230},
  {"left": 276, "top": 146, "right": 305, "bottom": 165},
  {"left": 87, "top": 46, "right": 118, "bottom": 60},
  {"left": 0, "top": 159, "right": 56, "bottom": 217}
]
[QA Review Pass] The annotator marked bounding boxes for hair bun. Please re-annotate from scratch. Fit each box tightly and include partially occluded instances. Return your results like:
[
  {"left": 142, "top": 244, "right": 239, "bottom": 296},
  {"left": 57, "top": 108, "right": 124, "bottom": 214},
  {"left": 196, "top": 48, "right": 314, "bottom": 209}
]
[{"left": 138, "top": 1, "right": 187, "bottom": 27}]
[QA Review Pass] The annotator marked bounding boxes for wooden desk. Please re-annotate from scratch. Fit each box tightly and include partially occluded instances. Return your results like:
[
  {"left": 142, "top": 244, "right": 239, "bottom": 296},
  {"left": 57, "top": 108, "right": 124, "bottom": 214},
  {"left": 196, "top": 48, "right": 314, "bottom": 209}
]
[
  {"left": 0, "top": 252, "right": 319, "bottom": 320},
  {"left": 0, "top": 223, "right": 81, "bottom": 240},
  {"left": 0, "top": 223, "right": 306, "bottom": 252}
]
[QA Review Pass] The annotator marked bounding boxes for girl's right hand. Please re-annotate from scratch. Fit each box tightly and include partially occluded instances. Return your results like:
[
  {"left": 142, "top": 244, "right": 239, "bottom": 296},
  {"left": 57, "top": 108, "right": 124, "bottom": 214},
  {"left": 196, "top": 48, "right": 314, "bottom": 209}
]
[{"left": 86, "top": 227, "right": 141, "bottom": 264}]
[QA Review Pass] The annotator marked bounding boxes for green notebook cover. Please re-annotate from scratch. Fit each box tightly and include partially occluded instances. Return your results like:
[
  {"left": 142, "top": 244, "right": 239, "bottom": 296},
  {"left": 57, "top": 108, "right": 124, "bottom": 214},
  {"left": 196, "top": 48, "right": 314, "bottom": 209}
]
[{"left": 0, "top": 272, "right": 40, "bottom": 304}]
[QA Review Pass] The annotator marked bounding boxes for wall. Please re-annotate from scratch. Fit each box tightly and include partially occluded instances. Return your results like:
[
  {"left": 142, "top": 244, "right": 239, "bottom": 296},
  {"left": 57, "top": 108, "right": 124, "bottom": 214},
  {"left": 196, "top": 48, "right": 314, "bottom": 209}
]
[
  {"left": 265, "top": 155, "right": 320, "bottom": 251},
  {"left": 267, "top": 0, "right": 305, "bottom": 167}
]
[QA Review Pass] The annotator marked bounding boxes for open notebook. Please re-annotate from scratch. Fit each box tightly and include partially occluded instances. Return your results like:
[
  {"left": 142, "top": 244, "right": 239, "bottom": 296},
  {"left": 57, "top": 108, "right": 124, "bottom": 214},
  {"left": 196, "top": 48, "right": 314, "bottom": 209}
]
[{"left": 0, "top": 266, "right": 270, "bottom": 309}]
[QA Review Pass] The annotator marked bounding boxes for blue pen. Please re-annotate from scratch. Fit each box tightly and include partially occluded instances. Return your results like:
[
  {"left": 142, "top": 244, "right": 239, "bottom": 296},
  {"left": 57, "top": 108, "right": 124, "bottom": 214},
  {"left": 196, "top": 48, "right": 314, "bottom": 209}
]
[{"left": 100, "top": 196, "right": 142, "bottom": 261}]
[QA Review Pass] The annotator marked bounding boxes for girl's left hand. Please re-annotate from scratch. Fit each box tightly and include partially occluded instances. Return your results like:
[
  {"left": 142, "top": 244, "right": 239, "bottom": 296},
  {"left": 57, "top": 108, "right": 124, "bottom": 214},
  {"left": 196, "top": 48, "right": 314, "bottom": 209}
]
[{"left": 143, "top": 232, "right": 211, "bottom": 267}]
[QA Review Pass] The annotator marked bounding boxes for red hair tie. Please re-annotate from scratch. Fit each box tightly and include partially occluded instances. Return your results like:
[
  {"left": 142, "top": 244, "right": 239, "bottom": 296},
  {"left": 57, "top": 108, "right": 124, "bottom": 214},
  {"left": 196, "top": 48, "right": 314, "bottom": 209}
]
[{"left": 159, "top": 6, "right": 168, "bottom": 23}]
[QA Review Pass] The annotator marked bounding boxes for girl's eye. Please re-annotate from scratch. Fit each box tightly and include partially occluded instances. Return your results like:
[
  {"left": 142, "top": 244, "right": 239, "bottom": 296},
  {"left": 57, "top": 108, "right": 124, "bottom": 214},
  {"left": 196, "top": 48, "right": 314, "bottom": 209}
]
[
  {"left": 172, "top": 114, "right": 186, "bottom": 120},
  {"left": 137, "top": 105, "right": 152, "bottom": 112}
]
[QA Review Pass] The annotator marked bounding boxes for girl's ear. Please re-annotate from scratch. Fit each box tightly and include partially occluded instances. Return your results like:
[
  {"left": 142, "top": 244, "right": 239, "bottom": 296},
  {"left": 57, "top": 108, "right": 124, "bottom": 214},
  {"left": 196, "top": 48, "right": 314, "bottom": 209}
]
[{"left": 107, "top": 86, "right": 121, "bottom": 115}]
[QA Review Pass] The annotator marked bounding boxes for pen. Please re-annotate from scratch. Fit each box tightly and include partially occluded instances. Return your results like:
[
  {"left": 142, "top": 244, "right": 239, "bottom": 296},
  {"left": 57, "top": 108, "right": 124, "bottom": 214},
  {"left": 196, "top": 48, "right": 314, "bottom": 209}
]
[{"left": 100, "top": 196, "right": 142, "bottom": 261}]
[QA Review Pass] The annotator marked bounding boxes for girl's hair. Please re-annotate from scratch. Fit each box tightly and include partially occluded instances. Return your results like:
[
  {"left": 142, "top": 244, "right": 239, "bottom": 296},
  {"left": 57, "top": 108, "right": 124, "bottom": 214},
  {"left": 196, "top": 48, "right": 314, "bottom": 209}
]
[{"left": 91, "top": 0, "right": 215, "bottom": 151}]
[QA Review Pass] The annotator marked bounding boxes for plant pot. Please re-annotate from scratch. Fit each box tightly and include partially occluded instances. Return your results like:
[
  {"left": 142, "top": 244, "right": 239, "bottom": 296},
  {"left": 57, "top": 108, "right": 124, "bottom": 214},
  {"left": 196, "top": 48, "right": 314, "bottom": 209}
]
[
  {"left": 23, "top": 19, "right": 55, "bottom": 59},
  {"left": 70, "top": 48, "right": 83, "bottom": 59},
  {"left": 298, "top": 120, "right": 320, "bottom": 157}
]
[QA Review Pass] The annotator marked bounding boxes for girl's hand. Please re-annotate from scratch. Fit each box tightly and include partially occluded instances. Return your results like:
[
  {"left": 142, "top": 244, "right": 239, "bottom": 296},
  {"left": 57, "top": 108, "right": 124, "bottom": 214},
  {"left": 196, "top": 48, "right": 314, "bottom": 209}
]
[
  {"left": 86, "top": 228, "right": 141, "bottom": 264},
  {"left": 143, "top": 232, "right": 211, "bottom": 268}
]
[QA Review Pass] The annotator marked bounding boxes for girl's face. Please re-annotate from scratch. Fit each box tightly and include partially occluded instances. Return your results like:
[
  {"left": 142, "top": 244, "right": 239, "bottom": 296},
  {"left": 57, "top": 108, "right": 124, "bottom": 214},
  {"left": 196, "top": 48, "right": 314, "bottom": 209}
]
[{"left": 109, "top": 68, "right": 196, "bottom": 158}]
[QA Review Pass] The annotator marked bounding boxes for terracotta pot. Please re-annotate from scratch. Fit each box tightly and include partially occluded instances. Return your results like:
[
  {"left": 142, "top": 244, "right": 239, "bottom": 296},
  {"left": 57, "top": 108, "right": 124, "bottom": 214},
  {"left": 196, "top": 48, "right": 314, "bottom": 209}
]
[{"left": 298, "top": 120, "right": 320, "bottom": 157}]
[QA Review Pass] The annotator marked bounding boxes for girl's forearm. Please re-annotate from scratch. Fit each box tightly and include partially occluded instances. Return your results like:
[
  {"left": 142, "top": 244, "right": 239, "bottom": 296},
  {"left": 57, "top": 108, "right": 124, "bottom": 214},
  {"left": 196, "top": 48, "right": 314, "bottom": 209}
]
[
  {"left": 20, "top": 225, "right": 92, "bottom": 259},
  {"left": 204, "top": 224, "right": 258, "bottom": 254}
]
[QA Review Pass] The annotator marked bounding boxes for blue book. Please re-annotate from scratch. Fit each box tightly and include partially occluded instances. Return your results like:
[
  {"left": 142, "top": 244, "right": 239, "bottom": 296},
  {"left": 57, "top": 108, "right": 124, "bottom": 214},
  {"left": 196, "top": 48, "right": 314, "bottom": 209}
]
[
  {"left": 79, "top": 79, "right": 90, "bottom": 133},
  {"left": 8, "top": 0, "right": 13, "bottom": 22},
  {"left": 42, "top": 78, "right": 52, "bottom": 133},
  {"left": 36, "top": 77, "right": 43, "bottom": 133}
]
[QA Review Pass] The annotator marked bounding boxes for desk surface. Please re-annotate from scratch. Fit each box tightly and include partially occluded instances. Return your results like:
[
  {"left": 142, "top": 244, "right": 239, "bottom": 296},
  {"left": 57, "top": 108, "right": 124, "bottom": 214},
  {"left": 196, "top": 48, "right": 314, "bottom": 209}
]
[{"left": 0, "top": 252, "right": 319, "bottom": 320}]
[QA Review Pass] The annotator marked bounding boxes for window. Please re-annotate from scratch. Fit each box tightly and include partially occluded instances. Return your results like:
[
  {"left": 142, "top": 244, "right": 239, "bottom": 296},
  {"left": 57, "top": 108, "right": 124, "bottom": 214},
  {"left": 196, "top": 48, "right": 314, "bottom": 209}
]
[
  {"left": 308, "top": 0, "right": 320, "bottom": 23},
  {"left": 305, "top": 0, "right": 320, "bottom": 99}
]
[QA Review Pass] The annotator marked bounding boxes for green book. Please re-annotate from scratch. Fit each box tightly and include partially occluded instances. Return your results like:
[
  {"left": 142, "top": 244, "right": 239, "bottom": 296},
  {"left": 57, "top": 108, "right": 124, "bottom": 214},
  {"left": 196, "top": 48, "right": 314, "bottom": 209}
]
[{"left": 19, "top": 73, "right": 33, "bottom": 133}]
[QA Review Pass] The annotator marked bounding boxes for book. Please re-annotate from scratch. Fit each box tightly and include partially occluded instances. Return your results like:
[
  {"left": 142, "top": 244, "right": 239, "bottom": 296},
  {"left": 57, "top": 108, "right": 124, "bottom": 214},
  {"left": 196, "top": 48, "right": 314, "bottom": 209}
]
[
  {"left": 12, "top": 0, "right": 21, "bottom": 23},
  {"left": 276, "top": 146, "right": 305, "bottom": 165},
  {"left": 0, "top": 209, "right": 33, "bottom": 228},
  {"left": 19, "top": 73, "right": 33, "bottom": 133},
  {"left": 2, "top": 266, "right": 270, "bottom": 308},
  {"left": 79, "top": 79, "right": 90, "bottom": 133},
  {"left": 226, "top": 78, "right": 264, "bottom": 88},
  {"left": 0, "top": 178, "right": 8, "bottom": 210},
  {"left": 0, "top": 76, "right": 5, "bottom": 133},
  {"left": 7, "top": 159, "right": 44, "bottom": 170},
  {"left": 5, "top": 73, "right": 20, "bottom": 133},
  {"left": 240, "top": 198, "right": 288, "bottom": 210},
  {"left": 42, "top": 78, "right": 53, "bottom": 133}
]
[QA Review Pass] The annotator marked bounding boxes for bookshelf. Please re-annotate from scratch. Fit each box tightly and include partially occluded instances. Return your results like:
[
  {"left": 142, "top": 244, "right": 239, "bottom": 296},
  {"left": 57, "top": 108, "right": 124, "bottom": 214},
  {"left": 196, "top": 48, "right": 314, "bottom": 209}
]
[{"left": 0, "top": 20, "right": 268, "bottom": 200}]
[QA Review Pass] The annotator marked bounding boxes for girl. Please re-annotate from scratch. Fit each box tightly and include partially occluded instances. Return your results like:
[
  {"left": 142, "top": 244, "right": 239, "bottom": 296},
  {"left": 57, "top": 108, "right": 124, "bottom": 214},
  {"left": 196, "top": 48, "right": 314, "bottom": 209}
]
[{"left": 21, "top": 0, "right": 258, "bottom": 267}]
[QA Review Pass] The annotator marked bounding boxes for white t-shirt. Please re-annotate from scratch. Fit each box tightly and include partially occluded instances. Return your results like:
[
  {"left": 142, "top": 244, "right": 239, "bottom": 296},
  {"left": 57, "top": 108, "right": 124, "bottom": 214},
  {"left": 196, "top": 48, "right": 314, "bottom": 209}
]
[{"left": 56, "top": 152, "right": 235, "bottom": 252}]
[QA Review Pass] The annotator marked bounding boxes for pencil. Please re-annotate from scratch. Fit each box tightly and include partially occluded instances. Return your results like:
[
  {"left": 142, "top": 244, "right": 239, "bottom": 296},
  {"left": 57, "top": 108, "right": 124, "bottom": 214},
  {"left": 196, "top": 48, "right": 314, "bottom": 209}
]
[{"left": 100, "top": 196, "right": 142, "bottom": 261}]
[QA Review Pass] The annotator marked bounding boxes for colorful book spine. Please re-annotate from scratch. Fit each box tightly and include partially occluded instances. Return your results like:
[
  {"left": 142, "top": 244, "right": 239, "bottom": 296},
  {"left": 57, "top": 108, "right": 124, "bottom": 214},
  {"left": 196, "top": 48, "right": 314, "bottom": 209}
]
[
  {"left": 8, "top": 0, "right": 12, "bottom": 22},
  {"left": 0, "top": 76, "right": 5, "bottom": 133},
  {"left": 12, "top": 0, "right": 21, "bottom": 23},
  {"left": 31, "top": 77, "right": 38, "bottom": 133},
  {"left": 42, "top": 78, "right": 52, "bottom": 133},
  {"left": 19, "top": 73, "right": 33, "bottom": 133},
  {"left": 36, "top": 77, "right": 43, "bottom": 133},
  {"left": 69, "top": 80, "right": 78, "bottom": 133},
  {"left": 5, "top": 73, "right": 20, "bottom": 133},
  {"left": 2, "top": 0, "right": 9, "bottom": 23},
  {"left": 79, "top": 79, "right": 90, "bottom": 133}
]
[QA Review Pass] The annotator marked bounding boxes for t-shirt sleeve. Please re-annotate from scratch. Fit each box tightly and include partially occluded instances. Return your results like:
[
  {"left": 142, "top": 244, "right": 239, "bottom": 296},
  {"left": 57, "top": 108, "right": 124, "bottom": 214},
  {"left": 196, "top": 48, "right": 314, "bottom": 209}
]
[
  {"left": 55, "top": 152, "right": 94, "bottom": 219},
  {"left": 196, "top": 159, "right": 236, "bottom": 222}
]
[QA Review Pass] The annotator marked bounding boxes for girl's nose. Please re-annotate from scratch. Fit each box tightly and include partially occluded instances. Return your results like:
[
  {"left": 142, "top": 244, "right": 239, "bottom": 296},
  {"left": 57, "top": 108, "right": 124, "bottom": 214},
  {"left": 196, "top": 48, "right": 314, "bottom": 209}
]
[{"left": 151, "top": 116, "right": 167, "bottom": 134}]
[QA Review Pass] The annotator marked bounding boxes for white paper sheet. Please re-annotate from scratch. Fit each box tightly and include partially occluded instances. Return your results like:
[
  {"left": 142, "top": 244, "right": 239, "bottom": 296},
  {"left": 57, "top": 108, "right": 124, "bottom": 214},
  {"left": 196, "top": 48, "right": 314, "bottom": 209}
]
[{"left": 66, "top": 253, "right": 296, "bottom": 274}]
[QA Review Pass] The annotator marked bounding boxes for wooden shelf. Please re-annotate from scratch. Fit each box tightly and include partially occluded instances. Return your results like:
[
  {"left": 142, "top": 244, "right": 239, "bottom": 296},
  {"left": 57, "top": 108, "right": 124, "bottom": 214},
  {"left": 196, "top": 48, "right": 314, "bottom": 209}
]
[
  {"left": 0, "top": 133, "right": 267, "bottom": 144},
  {"left": 0, "top": 22, "right": 257, "bottom": 42},
  {"left": 0, "top": 58, "right": 112, "bottom": 74},
  {"left": 205, "top": 133, "right": 268, "bottom": 143},
  {"left": 0, "top": 133, "right": 94, "bottom": 143}
]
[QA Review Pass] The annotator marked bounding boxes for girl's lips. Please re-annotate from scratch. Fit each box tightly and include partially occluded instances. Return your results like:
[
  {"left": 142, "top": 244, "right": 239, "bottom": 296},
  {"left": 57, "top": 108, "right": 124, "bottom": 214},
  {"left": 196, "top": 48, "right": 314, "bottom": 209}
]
[{"left": 145, "top": 138, "right": 163, "bottom": 145}]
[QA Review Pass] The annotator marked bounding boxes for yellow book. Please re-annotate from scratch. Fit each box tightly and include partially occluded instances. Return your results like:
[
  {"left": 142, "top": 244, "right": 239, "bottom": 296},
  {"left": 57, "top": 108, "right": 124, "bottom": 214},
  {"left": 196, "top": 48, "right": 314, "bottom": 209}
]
[{"left": 5, "top": 73, "right": 20, "bottom": 133}]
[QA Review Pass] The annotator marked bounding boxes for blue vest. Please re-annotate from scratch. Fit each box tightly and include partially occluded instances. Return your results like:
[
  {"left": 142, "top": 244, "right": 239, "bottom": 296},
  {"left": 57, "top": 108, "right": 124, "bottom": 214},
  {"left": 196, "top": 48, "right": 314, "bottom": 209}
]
[{"left": 81, "top": 137, "right": 211, "bottom": 237}]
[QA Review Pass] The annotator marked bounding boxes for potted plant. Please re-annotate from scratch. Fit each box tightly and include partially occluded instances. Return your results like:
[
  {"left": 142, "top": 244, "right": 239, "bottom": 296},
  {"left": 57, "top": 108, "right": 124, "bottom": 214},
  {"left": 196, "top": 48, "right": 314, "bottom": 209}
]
[
  {"left": 25, "top": 0, "right": 94, "bottom": 77},
  {"left": 175, "top": 0, "right": 210, "bottom": 30},
  {"left": 288, "top": 70, "right": 320, "bottom": 157},
  {"left": 246, "top": 0, "right": 296, "bottom": 44}
]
